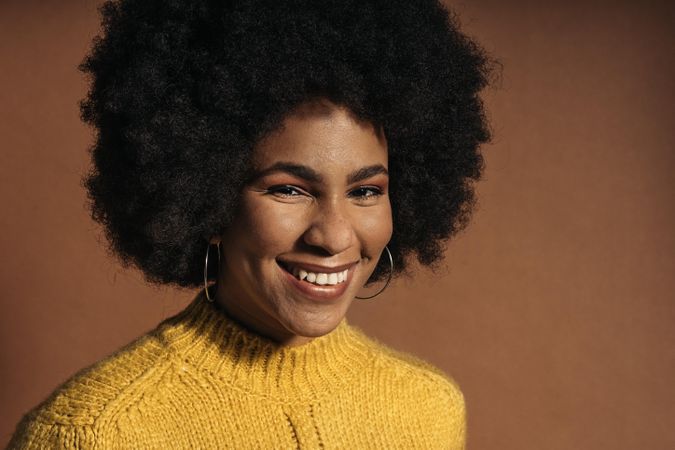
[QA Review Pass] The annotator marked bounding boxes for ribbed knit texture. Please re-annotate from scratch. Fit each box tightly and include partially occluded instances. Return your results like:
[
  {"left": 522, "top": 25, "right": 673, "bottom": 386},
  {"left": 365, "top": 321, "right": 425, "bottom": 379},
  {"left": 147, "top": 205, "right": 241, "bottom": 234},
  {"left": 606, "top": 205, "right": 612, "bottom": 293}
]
[{"left": 9, "top": 293, "right": 466, "bottom": 449}]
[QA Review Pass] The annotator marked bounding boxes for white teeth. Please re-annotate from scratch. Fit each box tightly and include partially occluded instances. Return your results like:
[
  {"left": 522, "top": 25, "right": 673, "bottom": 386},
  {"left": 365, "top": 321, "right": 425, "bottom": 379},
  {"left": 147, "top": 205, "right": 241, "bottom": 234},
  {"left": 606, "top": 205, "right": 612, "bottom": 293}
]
[{"left": 287, "top": 265, "right": 349, "bottom": 286}]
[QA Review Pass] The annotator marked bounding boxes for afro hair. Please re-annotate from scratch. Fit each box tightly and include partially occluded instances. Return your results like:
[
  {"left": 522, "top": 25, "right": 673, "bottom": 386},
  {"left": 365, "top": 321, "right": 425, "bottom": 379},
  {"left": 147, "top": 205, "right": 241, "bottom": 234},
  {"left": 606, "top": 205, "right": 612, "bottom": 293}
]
[{"left": 79, "top": 0, "right": 493, "bottom": 287}]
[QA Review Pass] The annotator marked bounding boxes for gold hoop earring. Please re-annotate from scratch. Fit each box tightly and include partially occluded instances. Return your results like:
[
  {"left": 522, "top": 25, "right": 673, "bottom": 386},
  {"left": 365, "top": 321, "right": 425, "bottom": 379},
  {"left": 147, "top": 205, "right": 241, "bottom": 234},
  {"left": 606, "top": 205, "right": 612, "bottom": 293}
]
[
  {"left": 356, "top": 245, "right": 394, "bottom": 300},
  {"left": 203, "top": 242, "right": 221, "bottom": 302}
]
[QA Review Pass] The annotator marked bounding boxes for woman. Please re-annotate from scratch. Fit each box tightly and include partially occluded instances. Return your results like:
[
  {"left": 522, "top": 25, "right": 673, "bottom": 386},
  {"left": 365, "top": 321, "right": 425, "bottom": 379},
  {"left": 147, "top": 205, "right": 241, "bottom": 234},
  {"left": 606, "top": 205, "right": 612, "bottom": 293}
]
[{"left": 10, "top": 0, "right": 492, "bottom": 448}]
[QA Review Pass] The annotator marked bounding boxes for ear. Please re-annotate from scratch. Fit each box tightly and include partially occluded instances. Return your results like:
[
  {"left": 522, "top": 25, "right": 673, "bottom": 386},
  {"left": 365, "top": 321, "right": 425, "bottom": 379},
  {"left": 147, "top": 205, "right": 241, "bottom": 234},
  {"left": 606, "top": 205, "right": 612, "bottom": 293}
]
[{"left": 209, "top": 235, "right": 221, "bottom": 245}]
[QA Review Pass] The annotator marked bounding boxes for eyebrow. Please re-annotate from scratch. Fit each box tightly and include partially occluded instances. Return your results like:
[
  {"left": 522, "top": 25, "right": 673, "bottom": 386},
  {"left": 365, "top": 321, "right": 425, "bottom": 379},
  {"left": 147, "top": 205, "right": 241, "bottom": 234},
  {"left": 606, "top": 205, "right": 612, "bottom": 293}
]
[
  {"left": 247, "top": 162, "right": 388, "bottom": 184},
  {"left": 346, "top": 164, "right": 389, "bottom": 184}
]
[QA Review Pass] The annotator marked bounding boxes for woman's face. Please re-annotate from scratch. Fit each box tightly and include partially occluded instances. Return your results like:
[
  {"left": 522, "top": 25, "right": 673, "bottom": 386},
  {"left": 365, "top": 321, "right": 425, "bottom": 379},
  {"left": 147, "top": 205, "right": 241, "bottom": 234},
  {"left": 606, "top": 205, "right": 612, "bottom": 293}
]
[{"left": 215, "top": 99, "right": 392, "bottom": 346}]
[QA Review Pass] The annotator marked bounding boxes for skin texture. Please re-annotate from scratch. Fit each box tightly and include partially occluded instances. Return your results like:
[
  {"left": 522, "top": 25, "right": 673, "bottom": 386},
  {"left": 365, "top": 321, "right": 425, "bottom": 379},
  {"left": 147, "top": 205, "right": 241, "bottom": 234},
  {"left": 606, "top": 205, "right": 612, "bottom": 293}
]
[{"left": 212, "top": 99, "right": 392, "bottom": 346}]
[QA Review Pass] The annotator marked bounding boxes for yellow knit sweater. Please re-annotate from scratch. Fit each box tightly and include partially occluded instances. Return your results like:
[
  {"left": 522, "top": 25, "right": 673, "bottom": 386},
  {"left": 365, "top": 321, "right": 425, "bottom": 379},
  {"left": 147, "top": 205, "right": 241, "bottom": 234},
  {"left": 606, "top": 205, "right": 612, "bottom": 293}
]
[{"left": 9, "top": 293, "right": 466, "bottom": 449}]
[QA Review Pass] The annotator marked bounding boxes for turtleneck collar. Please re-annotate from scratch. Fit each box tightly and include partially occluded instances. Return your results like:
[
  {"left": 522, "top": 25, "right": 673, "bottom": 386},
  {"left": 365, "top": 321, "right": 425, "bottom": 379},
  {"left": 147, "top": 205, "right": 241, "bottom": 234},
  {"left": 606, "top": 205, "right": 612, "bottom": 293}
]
[{"left": 153, "top": 292, "right": 373, "bottom": 402}]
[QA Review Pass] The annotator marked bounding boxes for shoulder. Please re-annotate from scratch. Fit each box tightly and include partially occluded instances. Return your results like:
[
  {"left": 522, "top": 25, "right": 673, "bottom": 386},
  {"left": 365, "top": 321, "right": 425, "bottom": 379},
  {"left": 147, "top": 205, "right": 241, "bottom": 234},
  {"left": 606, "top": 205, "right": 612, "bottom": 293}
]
[
  {"left": 350, "top": 326, "right": 467, "bottom": 448},
  {"left": 354, "top": 326, "right": 464, "bottom": 400},
  {"left": 8, "top": 332, "right": 171, "bottom": 449}
]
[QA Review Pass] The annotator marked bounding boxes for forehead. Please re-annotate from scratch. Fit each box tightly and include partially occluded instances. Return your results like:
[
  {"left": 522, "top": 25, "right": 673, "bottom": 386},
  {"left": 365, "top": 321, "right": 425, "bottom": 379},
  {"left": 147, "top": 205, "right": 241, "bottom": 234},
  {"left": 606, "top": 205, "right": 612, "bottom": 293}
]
[{"left": 252, "top": 101, "right": 388, "bottom": 171}]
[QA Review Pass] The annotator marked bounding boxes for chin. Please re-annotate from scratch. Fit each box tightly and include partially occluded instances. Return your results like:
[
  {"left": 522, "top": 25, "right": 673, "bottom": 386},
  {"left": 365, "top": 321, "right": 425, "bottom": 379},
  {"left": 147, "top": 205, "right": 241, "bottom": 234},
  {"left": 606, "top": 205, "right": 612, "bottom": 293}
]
[{"left": 281, "top": 306, "right": 348, "bottom": 339}]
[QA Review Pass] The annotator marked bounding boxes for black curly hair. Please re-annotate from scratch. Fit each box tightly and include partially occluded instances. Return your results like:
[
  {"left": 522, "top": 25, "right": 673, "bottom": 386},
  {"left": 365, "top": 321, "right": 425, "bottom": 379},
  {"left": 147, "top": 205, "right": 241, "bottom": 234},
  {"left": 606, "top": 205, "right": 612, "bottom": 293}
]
[{"left": 79, "top": 0, "right": 493, "bottom": 288}]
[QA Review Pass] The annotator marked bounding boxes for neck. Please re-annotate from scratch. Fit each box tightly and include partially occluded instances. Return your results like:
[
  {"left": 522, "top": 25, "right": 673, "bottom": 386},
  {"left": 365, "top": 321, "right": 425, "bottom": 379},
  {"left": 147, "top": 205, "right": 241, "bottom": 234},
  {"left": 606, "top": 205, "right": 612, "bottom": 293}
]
[
  {"left": 214, "top": 289, "right": 314, "bottom": 348},
  {"left": 155, "top": 291, "right": 372, "bottom": 402}
]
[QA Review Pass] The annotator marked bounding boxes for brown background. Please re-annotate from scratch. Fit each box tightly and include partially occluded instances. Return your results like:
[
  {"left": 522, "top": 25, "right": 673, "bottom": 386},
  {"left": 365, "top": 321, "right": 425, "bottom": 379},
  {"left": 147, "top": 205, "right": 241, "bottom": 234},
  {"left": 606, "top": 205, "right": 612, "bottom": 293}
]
[{"left": 1, "top": 1, "right": 674, "bottom": 448}]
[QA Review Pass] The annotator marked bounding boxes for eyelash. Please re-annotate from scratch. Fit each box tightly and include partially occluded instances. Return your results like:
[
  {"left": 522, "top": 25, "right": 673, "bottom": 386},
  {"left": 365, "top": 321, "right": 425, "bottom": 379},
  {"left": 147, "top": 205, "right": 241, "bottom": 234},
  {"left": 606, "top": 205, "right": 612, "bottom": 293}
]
[
  {"left": 266, "top": 185, "right": 383, "bottom": 200},
  {"left": 349, "top": 186, "right": 383, "bottom": 199},
  {"left": 266, "top": 185, "right": 304, "bottom": 197}
]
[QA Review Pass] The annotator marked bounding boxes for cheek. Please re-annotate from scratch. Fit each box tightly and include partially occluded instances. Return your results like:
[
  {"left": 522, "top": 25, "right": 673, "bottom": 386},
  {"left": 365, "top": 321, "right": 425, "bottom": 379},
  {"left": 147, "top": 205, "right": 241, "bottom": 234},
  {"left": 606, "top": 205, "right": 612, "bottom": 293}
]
[
  {"left": 235, "top": 199, "right": 306, "bottom": 256},
  {"left": 357, "top": 204, "right": 393, "bottom": 250}
]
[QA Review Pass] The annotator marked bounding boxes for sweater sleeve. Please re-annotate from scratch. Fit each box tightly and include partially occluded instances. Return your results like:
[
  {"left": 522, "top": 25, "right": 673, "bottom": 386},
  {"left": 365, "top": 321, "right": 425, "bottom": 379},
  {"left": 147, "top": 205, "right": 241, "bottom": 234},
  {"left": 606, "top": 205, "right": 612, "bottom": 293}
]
[
  {"left": 444, "top": 379, "right": 467, "bottom": 450},
  {"left": 7, "top": 415, "right": 96, "bottom": 450}
]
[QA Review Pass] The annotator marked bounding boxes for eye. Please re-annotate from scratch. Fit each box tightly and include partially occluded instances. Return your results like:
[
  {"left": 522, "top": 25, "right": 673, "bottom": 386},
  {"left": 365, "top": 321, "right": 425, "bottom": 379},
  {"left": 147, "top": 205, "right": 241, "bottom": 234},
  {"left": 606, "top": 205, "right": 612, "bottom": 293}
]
[
  {"left": 349, "top": 186, "right": 383, "bottom": 200},
  {"left": 266, "top": 185, "right": 307, "bottom": 198}
]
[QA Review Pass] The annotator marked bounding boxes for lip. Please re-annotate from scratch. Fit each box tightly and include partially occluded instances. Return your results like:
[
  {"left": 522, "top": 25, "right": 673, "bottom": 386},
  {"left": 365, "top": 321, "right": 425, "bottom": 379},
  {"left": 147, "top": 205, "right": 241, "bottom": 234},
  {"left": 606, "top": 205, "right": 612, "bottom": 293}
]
[{"left": 277, "top": 260, "right": 358, "bottom": 301}]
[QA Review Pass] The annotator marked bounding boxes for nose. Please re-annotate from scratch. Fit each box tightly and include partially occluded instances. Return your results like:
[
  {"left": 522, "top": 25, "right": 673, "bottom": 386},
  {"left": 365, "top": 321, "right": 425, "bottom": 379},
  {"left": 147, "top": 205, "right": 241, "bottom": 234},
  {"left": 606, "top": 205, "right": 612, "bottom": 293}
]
[{"left": 302, "top": 199, "right": 355, "bottom": 255}]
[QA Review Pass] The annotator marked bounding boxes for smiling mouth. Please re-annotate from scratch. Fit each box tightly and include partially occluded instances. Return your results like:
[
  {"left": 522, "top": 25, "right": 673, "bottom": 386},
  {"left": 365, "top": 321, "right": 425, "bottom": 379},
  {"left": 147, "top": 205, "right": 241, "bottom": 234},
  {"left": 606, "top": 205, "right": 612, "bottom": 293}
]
[{"left": 277, "top": 261, "right": 349, "bottom": 286}]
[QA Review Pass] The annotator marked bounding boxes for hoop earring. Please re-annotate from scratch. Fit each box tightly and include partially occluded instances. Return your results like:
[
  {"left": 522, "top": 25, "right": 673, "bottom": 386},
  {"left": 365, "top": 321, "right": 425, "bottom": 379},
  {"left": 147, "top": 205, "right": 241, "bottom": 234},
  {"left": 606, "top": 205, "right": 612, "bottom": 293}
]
[
  {"left": 356, "top": 245, "right": 394, "bottom": 300},
  {"left": 203, "top": 242, "right": 221, "bottom": 302}
]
